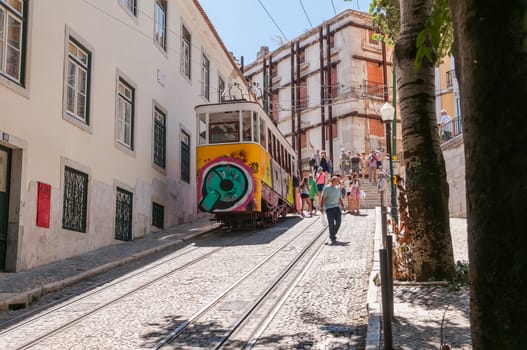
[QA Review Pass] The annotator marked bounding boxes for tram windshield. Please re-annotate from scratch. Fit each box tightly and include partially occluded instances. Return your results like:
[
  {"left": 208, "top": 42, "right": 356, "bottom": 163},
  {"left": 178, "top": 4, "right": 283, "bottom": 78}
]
[{"left": 209, "top": 110, "right": 240, "bottom": 143}]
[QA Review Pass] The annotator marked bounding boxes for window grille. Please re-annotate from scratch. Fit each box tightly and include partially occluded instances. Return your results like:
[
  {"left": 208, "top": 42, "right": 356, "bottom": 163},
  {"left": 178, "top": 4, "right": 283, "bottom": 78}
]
[
  {"left": 62, "top": 167, "right": 88, "bottom": 233},
  {"left": 153, "top": 108, "right": 166, "bottom": 168},
  {"left": 152, "top": 202, "right": 164, "bottom": 229},
  {"left": 180, "top": 130, "right": 190, "bottom": 183},
  {"left": 115, "top": 187, "right": 133, "bottom": 241}
]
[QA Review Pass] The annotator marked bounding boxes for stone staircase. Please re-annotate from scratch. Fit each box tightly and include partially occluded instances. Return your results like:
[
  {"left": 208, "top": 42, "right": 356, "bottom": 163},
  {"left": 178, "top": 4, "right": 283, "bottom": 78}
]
[{"left": 359, "top": 178, "right": 383, "bottom": 209}]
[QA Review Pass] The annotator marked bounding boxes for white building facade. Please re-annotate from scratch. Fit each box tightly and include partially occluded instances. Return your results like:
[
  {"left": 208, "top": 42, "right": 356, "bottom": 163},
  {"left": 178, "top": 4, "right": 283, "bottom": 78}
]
[
  {"left": 243, "top": 10, "right": 399, "bottom": 174},
  {"left": 0, "top": 0, "right": 246, "bottom": 271}
]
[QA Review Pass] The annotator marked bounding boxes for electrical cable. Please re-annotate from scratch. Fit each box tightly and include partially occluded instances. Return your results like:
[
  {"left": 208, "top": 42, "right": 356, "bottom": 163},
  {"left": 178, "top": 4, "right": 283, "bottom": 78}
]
[
  {"left": 255, "top": 0, "right": 289, "bottom": 42},
  {"left": 298, "top": 0, "right": 313, "bottom": 28}
]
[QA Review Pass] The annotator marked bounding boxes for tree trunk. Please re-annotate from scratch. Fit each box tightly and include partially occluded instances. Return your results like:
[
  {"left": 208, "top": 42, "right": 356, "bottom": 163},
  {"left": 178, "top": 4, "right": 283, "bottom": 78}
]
[
  {"left": 449, "top": 1, "right": 527, "bottom": 347},
  {"left": 394, "top": 0, "right": 454, "bottom": 281}
]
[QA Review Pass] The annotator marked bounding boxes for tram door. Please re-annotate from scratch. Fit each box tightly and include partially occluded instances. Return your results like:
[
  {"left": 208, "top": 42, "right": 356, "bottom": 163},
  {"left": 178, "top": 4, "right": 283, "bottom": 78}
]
[{"left": 0, "top": 145, "right": 11, "bottom": 271}]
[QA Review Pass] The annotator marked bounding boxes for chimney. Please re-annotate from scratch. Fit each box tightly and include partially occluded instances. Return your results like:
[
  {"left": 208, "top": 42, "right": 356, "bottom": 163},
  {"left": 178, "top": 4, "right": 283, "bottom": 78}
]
[{"left": 256, "top": 46, "right": 270, "bottom": 60}]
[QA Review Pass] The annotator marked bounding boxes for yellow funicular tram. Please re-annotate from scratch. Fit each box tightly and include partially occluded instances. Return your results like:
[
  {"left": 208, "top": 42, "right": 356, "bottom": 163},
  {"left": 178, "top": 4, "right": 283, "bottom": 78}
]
[{"left": 196, "top": 100, "right": 297, "bottom": 229}]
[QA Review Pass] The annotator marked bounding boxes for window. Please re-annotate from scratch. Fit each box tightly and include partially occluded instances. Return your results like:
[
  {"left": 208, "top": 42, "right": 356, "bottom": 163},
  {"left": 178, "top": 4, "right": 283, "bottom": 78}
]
[
  {"left": 63, "top": 167, "right": 88, "bottom": 233},
  {"left": 329, "top": 64, "right": 338, "bottom": 98},
  {"left": 218, "top": 76, "right": 225, "bottom": 102},
  {"left": 117, "top": 79, "right": 134, "bottom": 149},
  {"left": 365, "top": 61, "right": 383, "bottom": 98},
  {"left": 153, "top": 107, "right": 166, "bottom": 168},
  {"left": 325, "top": 121, "right": 338, "bottom": 140},
  {"left": 242, "top": 110, "right": 251, "bottom": 142},
  {"left": 154, "top": 0, "right": 166, "bottom": 50},
  {"left": 299, "top": 78, "right": 307, "bottom": 109},
  {"left": 115, "top": 187, "right": 133, "bottom": 241},
  {"left": 0, "top": 0, "right": 26, "bottom": 84},
  {"left": 119, "top": 0, "right": 136, "bottom": 16},
  {"left": 198, "top": 112, "right": 207, "bottom": 145},
  {"left": 298, "top": 49, "right": 305, "bottom": 64},
  {"left": 65, "top": 38, "right": 91, "bottom": 123},
  {"left": 259, "top": 118, "right": 266, "bottom": 149},
  {"left": 271, "top": 91, "right": 279, "bottom": 120},
  {"left": 300, "top": 132, "right": 307, "bottom": 148},
  {"left": 152, "top": 202, "right": 164, "bottom": 229},
  {"left": 180, "top": 25, "right": 191, "bottom": 79},
  {"left": 201, "top": 53, "right": 210, "bottom": 100},
  {"left": 208, "top": 110, "right": 240, "bottom": 143},
  {"left": 180, "top": 130, "right": 190, "bottom": 183}
]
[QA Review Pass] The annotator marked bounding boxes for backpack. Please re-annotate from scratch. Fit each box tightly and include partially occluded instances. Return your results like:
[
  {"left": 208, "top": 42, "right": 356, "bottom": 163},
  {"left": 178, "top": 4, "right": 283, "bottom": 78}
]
[{"left": 309, "top": 158, "right": 316, "bottom": 166}]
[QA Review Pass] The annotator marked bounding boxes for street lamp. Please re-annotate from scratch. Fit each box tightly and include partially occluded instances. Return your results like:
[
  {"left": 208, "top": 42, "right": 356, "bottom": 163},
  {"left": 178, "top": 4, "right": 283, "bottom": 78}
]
[{"left": 380, "top": 102, "right": 398, "bottom": 223}]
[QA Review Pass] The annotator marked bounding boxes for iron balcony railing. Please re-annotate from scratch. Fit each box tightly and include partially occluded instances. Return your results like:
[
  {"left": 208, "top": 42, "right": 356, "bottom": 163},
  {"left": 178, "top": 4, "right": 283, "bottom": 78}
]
[{"left": 440, "top": 115, "right": 463, "bottom": 142}]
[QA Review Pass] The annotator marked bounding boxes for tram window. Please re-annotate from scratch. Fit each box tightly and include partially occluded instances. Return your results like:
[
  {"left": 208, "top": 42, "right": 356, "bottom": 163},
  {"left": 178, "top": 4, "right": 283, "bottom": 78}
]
[
  {"left": 242, "top": 110, "right": 252, "bottom": 142},
  {"left": 272, "top": 134, "right": 277, "bottom": 159},
  {"left": 281, "top": 145, "right": 285, "bottom": 168},
  {"left": 260, "top": 118, "right": 266, "bottom": 149},
  {"left": 198, "top": 113, "right": 207, "bottom": 145},
  {"left": 252, "top": 112, "right": 259, "bottom": 144},
  {"left": 209, "top": 110, "right": 240, "bottom": 143},
  {"left": 268, "top": 129, "right": 272, "bottom": 155}
]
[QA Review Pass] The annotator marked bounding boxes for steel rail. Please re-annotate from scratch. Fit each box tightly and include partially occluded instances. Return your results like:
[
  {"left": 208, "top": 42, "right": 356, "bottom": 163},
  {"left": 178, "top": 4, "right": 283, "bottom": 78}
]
[{"left": 151, "top": 218, "right": 324, "bottom": 349}]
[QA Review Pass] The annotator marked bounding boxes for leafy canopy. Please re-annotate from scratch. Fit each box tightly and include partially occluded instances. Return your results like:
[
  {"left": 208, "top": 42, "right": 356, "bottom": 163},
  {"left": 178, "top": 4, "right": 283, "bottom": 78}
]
[{"left": 366, "top": 0, "right": 454, "bottom": 70}]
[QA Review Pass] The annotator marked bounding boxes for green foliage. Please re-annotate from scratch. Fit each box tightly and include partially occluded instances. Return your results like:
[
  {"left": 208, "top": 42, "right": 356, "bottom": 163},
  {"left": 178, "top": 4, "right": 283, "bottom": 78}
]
[
  {"left": 414, "top": 0, "right": 454, "bottom": 71},
  {"left": 448, "top": 260, "right": 470, "bottom": 291},
  {"left": 368, "top": 0, "right": 454, "bottom": 71},
  {"left": 368, "top": 0, "right": 400, "bottom": 46}
]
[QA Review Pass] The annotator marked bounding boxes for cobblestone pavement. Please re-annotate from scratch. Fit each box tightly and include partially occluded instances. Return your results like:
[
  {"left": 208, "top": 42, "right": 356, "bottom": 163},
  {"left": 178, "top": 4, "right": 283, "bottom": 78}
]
[
  {"left": 390, "top": 218, "right": 471, "bottom": 350},
  {"left": 252, "top": 211, "right": 376, "bottom": 350},
  {"left": 0, "top": 212, "right": 377, "bottom": 349}
]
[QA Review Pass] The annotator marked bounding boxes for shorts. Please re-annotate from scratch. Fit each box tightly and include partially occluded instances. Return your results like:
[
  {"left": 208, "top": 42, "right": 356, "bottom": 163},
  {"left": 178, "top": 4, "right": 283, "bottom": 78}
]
[
  {"left": 300, "top": 193, "right": 310, "bottom": 199},
  {"left": 317, "top": 184, "right": 325, "bottom": 192}
]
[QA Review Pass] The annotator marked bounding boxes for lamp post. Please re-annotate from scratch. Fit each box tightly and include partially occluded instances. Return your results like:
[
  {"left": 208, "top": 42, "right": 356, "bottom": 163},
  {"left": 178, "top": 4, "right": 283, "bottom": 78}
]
[{"left": 380, "top": 102, "right": 398, "bottom": 223}]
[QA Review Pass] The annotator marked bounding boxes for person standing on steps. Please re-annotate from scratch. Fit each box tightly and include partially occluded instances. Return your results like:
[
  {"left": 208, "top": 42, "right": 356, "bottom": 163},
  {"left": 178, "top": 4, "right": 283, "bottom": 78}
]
[{"left": 320, "top": 176, "right": 345, "bottom": 243}]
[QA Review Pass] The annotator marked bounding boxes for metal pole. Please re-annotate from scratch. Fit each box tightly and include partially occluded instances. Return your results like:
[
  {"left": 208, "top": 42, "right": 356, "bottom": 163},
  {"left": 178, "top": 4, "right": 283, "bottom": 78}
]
[
  {"left": 381, "top": 206, "right": 387, "bottom": 248},
  {"left": 386, "top": 235, "right": 394, "bottom": 319},
  {"left": 386, "top": 121, "right": 398, "bottom": 223},
  {"left": 391, "top": 69, "right": 398, "bottom": 224},
  {"left": 380, "top": 249, "right": 393, "bottom": 350}
]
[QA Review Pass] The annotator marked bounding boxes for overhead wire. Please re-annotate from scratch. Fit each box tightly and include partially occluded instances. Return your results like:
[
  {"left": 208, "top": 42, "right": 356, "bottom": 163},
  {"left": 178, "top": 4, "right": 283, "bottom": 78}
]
[
  {"left": 255, "top": 0, "right": 289, "bottom": 42},
  {"left": 297, "top": 0, "right": 313, "bottom": 28}
]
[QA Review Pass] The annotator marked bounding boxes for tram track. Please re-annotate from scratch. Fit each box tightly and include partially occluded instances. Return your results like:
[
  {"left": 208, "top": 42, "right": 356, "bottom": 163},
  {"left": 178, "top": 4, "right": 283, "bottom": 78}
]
[
  {"left": 152, "top": 217, "right": 331, "bottom": 349},
  {"left": 0, "top": 228, "right": 264, "bottom": 350}
]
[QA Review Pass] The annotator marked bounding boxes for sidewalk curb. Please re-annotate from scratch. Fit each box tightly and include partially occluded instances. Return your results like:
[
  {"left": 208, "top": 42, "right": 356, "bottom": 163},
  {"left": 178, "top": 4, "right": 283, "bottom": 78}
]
[
  {"left": 365, "top": 206, "right": 383, "bottom": 350},
  {"left": 0, "top": 222, "right": 219, "bottom": 311}
]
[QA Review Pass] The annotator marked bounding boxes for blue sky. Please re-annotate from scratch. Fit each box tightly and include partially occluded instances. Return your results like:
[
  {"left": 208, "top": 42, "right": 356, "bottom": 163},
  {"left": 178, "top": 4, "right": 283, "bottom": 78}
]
[{"left": 198, "top": 0, "right": 373, "bottom": 63}]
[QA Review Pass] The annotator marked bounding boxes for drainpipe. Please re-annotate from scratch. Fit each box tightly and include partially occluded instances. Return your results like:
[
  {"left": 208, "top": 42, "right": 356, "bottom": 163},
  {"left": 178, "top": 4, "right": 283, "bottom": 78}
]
[
  {"left": 319, "top": 27, "right": 326, "bottom": 151},
  {"left": 263, "top": 57, "right": 268, "bottom": 114},
  {"left": 326, "top": 25, "right": 333, "bottom": 167},
  {"left": 290, "top": 43, "right": 296, "bottom": 151},
  {"left": 296, "top": 41, "right": 302, "bottom": 172}
]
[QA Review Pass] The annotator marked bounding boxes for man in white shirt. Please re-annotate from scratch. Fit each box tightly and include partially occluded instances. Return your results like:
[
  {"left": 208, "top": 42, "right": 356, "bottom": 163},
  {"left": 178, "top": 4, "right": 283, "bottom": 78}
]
[{"left": 440, "top": 109, "right": 452, "bottom": 141}]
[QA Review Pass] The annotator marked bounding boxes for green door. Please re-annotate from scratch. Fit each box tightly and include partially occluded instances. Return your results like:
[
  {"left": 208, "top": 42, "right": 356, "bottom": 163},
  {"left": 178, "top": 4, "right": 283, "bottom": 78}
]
[{"left": 0, "top": 145, "right": 11, "bottom": 271}]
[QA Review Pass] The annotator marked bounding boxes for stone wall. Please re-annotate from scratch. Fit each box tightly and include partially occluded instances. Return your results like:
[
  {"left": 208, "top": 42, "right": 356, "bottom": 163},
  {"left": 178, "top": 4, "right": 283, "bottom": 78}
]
[{"left": 441, "top": 135, "right": 467, "bottom": 217}]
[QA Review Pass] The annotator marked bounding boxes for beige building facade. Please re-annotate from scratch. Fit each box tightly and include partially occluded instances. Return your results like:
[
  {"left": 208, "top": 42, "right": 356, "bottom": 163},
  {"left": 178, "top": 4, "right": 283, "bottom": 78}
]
[
  {"left": 243, "top": 10, "right": 400, "bottom": 174},
  {"left": 0, "top": 0, "right": 246, "bottom": 271}
]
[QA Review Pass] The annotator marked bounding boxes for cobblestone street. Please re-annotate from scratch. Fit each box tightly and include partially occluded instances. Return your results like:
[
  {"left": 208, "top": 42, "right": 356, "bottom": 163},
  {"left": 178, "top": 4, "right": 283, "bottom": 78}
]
[{"left": 0, "top": 211, "right": 376, "bottom": 349}]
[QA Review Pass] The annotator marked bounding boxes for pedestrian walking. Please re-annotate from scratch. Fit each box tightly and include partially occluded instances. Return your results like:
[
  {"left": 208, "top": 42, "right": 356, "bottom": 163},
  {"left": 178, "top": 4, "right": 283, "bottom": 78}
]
[
  {"left": 310, "top": 149, "right": 321, "bottom": 175},
  {"left": 350, "top": 173, "right": 361, "bottom": 215},
  {"left": 308, "top": 174, "right": 318, "bottom": 213},
  {"left": 368, "top": 150, "right": 378, "bottom": 183},
  {"left": 299, "top": 177, "right": 313, "bottom": 217},
  {"left": 320, "top": 176, "right": 345, "bottom": 243},
  {"left": 377, "top": 172, "right": 389, "bottom": 208}
]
